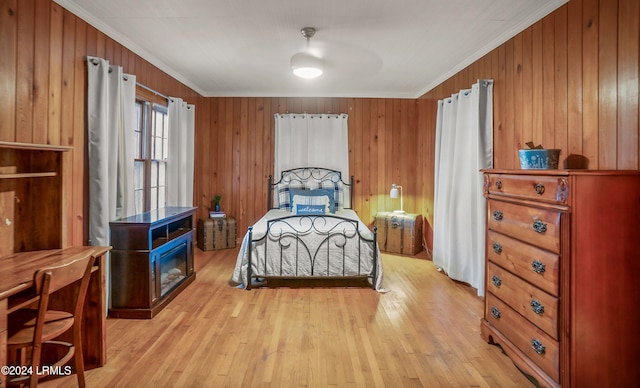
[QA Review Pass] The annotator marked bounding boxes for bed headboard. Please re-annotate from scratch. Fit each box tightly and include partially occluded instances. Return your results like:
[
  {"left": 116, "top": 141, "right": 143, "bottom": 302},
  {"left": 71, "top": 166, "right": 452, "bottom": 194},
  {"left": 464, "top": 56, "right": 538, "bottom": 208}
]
[{"left": 268, "top": 167, "right": 354, "bottom": 211}]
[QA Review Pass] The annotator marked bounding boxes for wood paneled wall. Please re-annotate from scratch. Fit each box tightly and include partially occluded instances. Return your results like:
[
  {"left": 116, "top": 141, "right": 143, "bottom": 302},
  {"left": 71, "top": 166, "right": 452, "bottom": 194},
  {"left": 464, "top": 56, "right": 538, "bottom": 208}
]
[
  {"left": 198, "top": 0, "right": 640, "bottom": 244},
  {"left": 2, "top": 0, "right": 638, "bottom": 250},
  {"left": 417, "top": 0, "right": 640, "bottom": 231},
  {"left": 422, "top": 0, "right": 639, "bottom": 170},
  {"left": 0, "top": 0, "right": 199, "bottom": 246},
  {"left": 194, "top": 97, "right": 421, "bottom": 236}
]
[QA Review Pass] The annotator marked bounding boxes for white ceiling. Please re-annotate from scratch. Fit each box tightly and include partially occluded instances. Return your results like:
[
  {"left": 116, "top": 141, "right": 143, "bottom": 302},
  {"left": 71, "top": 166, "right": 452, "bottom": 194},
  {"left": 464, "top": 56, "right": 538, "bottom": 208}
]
[{"left": 56, "top": 0, "right": 567, "bottom": 98}]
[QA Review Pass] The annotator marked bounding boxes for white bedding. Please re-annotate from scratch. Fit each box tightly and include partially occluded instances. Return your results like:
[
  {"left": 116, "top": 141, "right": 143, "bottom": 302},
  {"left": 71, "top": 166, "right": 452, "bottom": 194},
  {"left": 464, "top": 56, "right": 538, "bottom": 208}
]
[{"left": 231, "top": 209, "right": 385, "bottom": 291}]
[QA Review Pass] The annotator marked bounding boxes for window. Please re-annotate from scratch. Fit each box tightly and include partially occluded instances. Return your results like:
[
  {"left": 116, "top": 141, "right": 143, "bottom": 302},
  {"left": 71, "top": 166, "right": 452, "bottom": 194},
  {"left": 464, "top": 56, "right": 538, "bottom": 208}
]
[{"left": 134, "top": 88, "right": 169, "bottom": 212}]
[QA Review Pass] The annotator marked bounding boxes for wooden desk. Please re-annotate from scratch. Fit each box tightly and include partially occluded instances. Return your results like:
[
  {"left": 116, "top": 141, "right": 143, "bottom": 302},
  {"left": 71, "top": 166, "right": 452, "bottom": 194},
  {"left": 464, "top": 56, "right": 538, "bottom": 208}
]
[{"left": 0, "top": 246, "right": 110, "bottom": 385}]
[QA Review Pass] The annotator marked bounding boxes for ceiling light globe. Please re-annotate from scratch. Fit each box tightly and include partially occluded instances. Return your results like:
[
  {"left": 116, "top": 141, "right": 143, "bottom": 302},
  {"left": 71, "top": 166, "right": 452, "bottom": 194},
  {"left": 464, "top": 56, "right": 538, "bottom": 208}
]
[
  {"left": 293, "top": 67, "right": 323, "bottom": 79},
  {"left": 291, "top": 52, "right": 323, "bottom": 79}
]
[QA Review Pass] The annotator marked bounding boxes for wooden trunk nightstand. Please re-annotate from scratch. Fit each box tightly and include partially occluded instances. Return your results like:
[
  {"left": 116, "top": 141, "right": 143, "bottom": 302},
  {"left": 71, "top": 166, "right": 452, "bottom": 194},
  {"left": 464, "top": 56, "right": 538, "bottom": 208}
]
[
  {"left": 374, "top": 212, "right": 423, "bottom": 255},
  {"left": 197, "top": 216, "right": 237, "bottom": 251}
]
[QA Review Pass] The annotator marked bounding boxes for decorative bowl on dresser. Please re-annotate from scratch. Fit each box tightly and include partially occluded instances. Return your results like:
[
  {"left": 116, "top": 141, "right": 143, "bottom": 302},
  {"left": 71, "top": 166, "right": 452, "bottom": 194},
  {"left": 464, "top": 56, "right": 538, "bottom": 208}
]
[{"left": 480, "top": 169, "right": 640, "bottom": 387}]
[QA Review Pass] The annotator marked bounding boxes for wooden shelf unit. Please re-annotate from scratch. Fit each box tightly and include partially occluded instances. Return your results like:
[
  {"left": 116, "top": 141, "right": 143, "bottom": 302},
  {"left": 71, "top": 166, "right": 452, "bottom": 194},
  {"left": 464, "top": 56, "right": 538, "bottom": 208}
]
[
  {"left": 0, "top": 172, "right": 58, "bottom": 179},
  {"left": 109, "top": 207, "right": 197, "bottom": 319},
  {"left": 0, "top": 142, "right": 71, "bottom": 256}
]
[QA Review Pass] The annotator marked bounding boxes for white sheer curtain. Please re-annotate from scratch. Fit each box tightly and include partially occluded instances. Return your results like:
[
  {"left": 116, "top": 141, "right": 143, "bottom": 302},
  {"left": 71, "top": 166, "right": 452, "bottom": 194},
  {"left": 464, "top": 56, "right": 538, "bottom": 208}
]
[
  {"left": 87, "top": 56, "right": 136, "bottom": 307},
  {"left": 167, "top": 98, "right": 195, "bottom": 207},
  {"left": 433, "top": 80, "right": 493, "bottom": 297},
  {"left": 274, "top": 113, "right": 349, "bottom": 180}
]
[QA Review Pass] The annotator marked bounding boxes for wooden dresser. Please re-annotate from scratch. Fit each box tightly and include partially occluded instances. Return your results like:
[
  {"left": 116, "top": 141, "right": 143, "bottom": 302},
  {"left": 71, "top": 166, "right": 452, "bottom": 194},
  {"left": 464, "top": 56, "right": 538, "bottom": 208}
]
[{"left": 480, "top": 169, "right": 640, "bottom": 387}]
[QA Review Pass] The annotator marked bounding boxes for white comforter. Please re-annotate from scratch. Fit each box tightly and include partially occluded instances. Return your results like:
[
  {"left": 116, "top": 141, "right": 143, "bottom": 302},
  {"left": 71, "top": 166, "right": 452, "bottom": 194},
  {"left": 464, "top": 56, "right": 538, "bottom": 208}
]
[{"left": 231, "top": 209, "right": 385, "bottom": 291}]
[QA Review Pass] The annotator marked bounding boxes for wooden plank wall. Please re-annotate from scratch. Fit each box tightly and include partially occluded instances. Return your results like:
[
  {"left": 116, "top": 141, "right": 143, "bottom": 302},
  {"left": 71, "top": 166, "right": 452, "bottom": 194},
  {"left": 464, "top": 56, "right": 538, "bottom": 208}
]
[
  {"left": 0, "top": 0, "right": 199, "bottom": 246},
  {"left": 196, "top": 0, "right": 640, "bottom": 246},
  {"left": 2, "top": 0, "right": 639, "bottom": 250},
  {"left": 417, "top": 0, "right": 640, "bottom": 233},
  {"left": 194, "top": 97, "right": 420, "bottom": 237}
]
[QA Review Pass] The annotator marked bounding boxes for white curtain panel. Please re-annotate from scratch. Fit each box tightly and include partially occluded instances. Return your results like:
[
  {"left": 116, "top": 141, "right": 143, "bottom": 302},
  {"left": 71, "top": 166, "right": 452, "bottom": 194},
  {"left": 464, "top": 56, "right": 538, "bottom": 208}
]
[
  {"left": 274, "top": 113, "right": 309, "bottom": 179},
  {"left": 167, "top": 98, "right": 195, "bottom": 207},
  {"left": 87, "top": 56, "right": 136, "bottom": 244},
  {"left": 433, "top": 80, "right": 493, "bottom": 297},
  {"left": 274, "top": 113, "right": 349, "bottom": 180},
  {"left": 87, "top": 56, "right": 136, "bottom": 308},
  {"left": 307, "top": 114, "right": 349, "bottom": 177}
]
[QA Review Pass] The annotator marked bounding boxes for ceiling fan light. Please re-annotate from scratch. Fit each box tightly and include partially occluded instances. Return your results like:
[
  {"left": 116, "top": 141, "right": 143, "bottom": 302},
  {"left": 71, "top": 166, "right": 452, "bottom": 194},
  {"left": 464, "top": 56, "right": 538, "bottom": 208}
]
[
  {"left": 293, "top": 67, "right": 323, "bottom": 79},
  {"left": 291, "top": 52, "right": 323, "bottom": 79}
]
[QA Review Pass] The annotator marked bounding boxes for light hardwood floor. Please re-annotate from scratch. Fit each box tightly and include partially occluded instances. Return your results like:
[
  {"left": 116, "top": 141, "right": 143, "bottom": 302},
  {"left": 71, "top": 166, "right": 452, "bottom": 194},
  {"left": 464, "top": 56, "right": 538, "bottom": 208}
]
[{"left": 43, "top": 247, "right": 534, "bottom": 387}]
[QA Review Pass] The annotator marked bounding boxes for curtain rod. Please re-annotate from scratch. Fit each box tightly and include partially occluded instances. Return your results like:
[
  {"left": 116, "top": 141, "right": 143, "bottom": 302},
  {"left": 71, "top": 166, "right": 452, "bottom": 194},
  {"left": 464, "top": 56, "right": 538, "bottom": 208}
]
[
  {"left": 88, "top": 57, "right": 172, "bottom": 102},
  {"left": 136, "top": 82, "right": 170, "bottom": 101}
]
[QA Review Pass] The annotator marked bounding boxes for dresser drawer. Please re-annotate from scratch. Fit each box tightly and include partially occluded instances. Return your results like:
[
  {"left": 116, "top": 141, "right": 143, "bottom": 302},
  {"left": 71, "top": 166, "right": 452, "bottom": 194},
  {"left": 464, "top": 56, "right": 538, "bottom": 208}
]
[
  {"left": 485, "top": 173, "right": 568, "bottom": 204},
  {"left": 487, "top": 199, "right": 561, "bottom": 254},
  {"left": 487, "top": 230, "right": 559, "bottom": 296},
  {"left": 487, "top": 262, "right": 559, "bottom": 339},
  {"left": 485, "top": 293, "right": 560, "bottom": 383}
]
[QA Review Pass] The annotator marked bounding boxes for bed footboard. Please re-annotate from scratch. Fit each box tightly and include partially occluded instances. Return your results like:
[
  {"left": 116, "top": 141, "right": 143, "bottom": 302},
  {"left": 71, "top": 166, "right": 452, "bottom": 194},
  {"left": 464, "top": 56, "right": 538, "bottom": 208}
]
[{"left": 245, "top": 215, "right": 378, "bottom": 290}]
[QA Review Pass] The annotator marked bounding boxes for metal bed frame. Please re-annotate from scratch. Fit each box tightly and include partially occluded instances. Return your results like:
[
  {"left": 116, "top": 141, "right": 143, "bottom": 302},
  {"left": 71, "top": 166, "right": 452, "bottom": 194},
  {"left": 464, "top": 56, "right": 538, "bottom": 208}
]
[{"left": 244, "top": 167, "right": 378, "bottom": 290}]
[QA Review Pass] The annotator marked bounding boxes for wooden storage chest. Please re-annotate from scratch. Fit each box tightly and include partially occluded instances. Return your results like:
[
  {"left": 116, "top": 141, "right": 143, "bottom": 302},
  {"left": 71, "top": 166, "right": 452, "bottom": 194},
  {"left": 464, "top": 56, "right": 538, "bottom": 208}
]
[
  {"left": 374, "top": 211, "right": 422, "bottom": 255},
  {"left": 197, "top": 217, "right": 237, "bottom": 251},
  {"left": 481, "top": 169, "right": 640, "bottom": 387}
]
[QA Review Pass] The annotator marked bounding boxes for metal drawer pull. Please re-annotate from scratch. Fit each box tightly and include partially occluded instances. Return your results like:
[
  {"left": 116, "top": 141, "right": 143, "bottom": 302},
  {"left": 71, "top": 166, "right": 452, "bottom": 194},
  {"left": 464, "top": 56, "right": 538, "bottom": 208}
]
[
  {"left": 530, "top": 299, "right": 545, "bottom": 314},
  {"left": 492, "top": 275, "right": 502, "bottom": 287},
  {"left": 492, "top": 242, "right": 502, "bottom": 254},
  {"left": 531, "top": 338, "right": 546, "bottom": 355},
  {"left": 532, "top": 260, "right": 546, "bottom": 274},
  {"left": 495, "top": 179, "right": 502, "bottom": 190},
  {"left": 534, "top": 183, "right": 545, "bottom": 195},
  {"left": 491, "top": 306, "right": 501, "bottom": 319},
  {"left": 493, "top": 210, "right": 503, "bottom": 221},
  {"left": 532, "top": 220, "right": 547, "bottom": 233}
]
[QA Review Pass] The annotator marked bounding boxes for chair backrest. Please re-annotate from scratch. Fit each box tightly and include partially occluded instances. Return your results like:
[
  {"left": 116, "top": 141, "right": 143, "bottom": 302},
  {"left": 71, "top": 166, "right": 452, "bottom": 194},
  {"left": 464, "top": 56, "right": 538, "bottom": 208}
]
[
  {"left": 33, "top": 254, "right": 95, "bottom": 315},
  {"left": 8, "top": 254, "right": 95, "bottom": 388}
]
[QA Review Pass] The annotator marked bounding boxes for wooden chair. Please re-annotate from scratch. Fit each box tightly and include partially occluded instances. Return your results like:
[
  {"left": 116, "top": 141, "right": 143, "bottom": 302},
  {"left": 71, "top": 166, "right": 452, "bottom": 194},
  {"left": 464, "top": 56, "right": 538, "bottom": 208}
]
[{"left": 6, "top": 254, "right": 95, "bottom": 387}]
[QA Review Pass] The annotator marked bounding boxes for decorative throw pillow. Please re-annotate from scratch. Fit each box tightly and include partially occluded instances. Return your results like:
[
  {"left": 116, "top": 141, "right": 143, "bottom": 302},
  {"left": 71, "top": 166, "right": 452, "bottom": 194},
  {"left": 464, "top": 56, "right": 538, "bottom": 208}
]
[
  {"left": 275, "top": 184, "right": 304, "bottom": 211},
  {"left": 309, "top": 181, "right": 342, "bottom": 210},
  {"left": 294, "top": 204, "right": 326, "bottom": 215},
  {"left": 291, "top": 194, "right": 330, "bottom": 214},
  {"left": 289, "top": 188, "right": 336, "bottom": 213}
]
